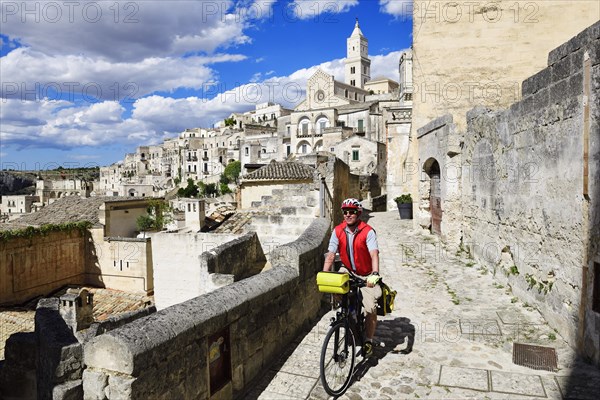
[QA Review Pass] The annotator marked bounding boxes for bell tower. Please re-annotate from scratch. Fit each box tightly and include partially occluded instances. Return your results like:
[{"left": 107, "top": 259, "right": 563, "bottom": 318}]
[{"left": 345, "top": 18, "right": 371, "bottom": 89}]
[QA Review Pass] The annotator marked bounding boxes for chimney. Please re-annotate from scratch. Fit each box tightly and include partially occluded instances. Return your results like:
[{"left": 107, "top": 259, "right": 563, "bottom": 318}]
[{"left": 59, "top": 288, "right": 94, "bottom": 333}]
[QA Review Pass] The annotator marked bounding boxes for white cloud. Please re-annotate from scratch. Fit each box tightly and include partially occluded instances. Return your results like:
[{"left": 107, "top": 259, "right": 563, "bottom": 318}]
[
  {"left": 290, "top": 0, "right": 358, "bottom": 20},
  {"left": 0, "top": 0, "right": 252, "bottom": 62},
  {"left": 379, "top": 0, "right": 413, "bottom": 17},
  {"left": 1, "top": 47, "right": 246, "bottom": 101}
]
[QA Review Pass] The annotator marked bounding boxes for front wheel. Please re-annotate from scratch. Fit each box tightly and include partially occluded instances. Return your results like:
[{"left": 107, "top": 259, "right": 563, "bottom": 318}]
[{"left": 320, "top": 321, "right": 356, "bottom": 396}]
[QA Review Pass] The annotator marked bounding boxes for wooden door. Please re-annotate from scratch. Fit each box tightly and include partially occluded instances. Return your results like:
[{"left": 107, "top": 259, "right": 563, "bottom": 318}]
[{"left": 430, "top": 162, "right": 442, "bottom": 235}]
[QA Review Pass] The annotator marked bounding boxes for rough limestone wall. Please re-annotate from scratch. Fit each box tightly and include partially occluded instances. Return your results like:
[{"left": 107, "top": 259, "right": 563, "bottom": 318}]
[
  {"left": 35, "top": 298, "right": 83, "bottom": 399},
  {"left": 84, "top": 218, "right": 330, "bottom": 399},
  {"left": 0, "top": 230, "right": 86, "bottom": 305},
  {"left": 417, "top": 115, "right": 462, "bottom": 247},
  {"left": 201, "top": 231, "right": 266, "bottom": 280},
  {"left": 462, "top": 22, "right": 599, "bottom": 350}
]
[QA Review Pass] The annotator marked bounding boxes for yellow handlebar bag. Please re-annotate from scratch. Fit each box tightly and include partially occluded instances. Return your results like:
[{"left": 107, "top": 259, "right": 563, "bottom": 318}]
[{"left": 316, "top": 272, "right": 349, "bottom": 294}]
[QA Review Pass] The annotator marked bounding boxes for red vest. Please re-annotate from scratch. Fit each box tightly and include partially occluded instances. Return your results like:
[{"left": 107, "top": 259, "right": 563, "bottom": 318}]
[{"left": 335, "top": 221, "right": 374, "bottom": 276}]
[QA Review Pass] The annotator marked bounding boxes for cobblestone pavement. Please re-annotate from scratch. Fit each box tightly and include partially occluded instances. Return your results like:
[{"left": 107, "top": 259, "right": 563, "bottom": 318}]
[{"left": 251, "top": 211, "right": 600, "bottom": 399}]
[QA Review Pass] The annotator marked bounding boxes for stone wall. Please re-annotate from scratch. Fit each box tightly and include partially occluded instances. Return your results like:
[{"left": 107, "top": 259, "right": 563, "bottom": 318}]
[
  {"left": 417, "top": 114, "right": 462, "bottom": 246},
  {"left": 0, "top": 229, "right": 88, "bottom": 305},
  {"left": 35, "top": 298, "right": 83, "bottom": 399},
  {"left": 151, "top": 232, "right": 242, "bottom": 310},
  {"left": 90, "top": 231, "right": 154, "bottom": 294},
  {"left": 461, "top": 22, "right": 599, "bottom": 360},
  {"left": 84, "top": 218, "right": 330, "bottom": 399}
]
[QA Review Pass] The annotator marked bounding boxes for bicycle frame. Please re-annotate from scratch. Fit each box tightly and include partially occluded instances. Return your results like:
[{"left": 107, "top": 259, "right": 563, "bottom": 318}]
[
  {"left": 331, "top": 276, "right": 366, "bottom": 348},
  {"left": 320, "top": 273, "right": 367, "bottom": 396}
]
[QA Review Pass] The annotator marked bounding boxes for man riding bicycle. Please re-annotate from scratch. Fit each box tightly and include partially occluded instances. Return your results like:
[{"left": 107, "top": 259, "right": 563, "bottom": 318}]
[{"left": 323, "top": 198, "right": 382, "bottom": 356}]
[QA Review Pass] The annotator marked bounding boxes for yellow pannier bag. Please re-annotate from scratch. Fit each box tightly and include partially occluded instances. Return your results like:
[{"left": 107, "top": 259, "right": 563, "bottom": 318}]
[{"left": 316, "top": 272, "right": 349, "bottom": 294}]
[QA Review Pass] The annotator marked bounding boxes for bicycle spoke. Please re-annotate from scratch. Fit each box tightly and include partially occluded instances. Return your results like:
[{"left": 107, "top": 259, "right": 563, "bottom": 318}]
[{"left": 320, "top": 322, "right": 356, "bottom": 396}]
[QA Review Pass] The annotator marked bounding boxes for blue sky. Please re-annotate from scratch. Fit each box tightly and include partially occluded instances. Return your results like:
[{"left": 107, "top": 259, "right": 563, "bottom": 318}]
[{"left": 0, "top": 0, "right": 412, "bottom": 170}]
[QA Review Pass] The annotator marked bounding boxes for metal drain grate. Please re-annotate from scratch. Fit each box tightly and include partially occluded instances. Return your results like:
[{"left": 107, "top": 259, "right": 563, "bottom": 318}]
[{"left": 512, "top": 343, "right": 558, "bottom": 372}]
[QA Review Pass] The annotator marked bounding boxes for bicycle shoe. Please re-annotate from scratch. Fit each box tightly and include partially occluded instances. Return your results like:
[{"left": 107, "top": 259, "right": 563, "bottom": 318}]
[{"left": 363, "top": 341, "right": 373, "bottom": 358}]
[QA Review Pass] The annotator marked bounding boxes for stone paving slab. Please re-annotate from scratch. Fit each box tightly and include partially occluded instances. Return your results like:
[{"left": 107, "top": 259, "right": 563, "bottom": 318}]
[
  {"left": 275, "top": 345, "right": 321, "bottom": 378},
  {"left": 438, "top": 365, "right": 490, "bottom": 392},
  {"left": 257, "top": 370, "right": 317, "bottom": 399},
  {"left": 555, "top": 373, "right": 600, "bottom": 400},
  {"left": 490, "top": 370, "right": 546, "bottom": 397}
]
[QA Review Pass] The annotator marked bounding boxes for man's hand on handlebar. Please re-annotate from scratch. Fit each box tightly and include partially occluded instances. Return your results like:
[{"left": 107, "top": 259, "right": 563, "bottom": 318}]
[{"left": 366, "top": 272, "right": 381, "bottom": 287}]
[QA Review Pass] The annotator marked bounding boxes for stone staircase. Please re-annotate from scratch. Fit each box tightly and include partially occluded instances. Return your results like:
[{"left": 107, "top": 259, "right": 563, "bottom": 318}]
[{"left": 247, "top": 187, "right": 321, "bottom": 251}]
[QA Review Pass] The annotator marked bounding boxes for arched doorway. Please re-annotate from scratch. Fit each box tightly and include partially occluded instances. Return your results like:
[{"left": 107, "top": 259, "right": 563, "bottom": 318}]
[{"left": 423, "top": 158, "right": 442, "bottom": 235}]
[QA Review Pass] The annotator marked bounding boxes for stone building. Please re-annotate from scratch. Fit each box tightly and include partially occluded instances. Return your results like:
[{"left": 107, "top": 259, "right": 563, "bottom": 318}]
[
  {"left": 0, "top": 196, "right": 159, "bottom": 304},
  {"left": 0, "top": 194, "right": 40, "bottom": 220},
  {"left": 35, "top": 177, "right": 90, "bottom": 204}
]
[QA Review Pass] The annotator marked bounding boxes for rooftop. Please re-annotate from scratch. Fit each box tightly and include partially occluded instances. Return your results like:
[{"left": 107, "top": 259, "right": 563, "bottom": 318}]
[
  {"left": 0, "top": 196, "right": 151, "bottom": 230},
  {"left": 242, "top": 161, "right": 315, "bottom": 182}
]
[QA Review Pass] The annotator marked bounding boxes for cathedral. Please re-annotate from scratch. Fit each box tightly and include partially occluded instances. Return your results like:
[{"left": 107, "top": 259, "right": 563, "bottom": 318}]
[{"left": 284, "top": 19, "right": 412, "bottom": 201}]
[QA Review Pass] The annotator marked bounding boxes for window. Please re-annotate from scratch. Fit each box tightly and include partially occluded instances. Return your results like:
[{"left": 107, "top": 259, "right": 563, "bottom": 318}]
[
  {"left": 350, "top": 66, "right": 355, "bottom": 74},
  {"left": 352, "top": 149, "right": 359, "bottom": 161},
  {"left": 187, "top": 204, "right": 191, "bottom": 212},
  {"left": 330, "top": 147, "right": 335, "bottom": 152},
  {"left": 301, "top": 122, "right": 308, "bottom": 135},
  {"left": 351, "top": 80, "right": 355, "bottom": 86},
  {"left": 301, "top": 144, "right": 308, "bottom": 154},
  {"left": 357, "top": 119, "right": 364, "bottom": 132},
  {"left": 287, "top": 125, "right": 291, "bottom": 135},
  {"left": 286, "top": 145, "right": 291, "bottom": 156},
  {"left": 245, "top": 147, "right": 249, "bottom": 156},
  {"left": 193, "top": 203, "right": 197, "bottom": 212}
]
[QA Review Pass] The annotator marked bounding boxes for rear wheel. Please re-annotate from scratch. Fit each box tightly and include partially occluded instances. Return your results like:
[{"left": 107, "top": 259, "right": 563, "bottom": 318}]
[{"left": 320, "top": 321, "right": 356, "bottom": 396}]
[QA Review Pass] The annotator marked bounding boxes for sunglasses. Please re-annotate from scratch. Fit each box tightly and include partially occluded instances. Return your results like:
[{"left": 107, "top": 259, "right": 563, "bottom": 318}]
[{"left": 342, "top": 209, "right": 358, "bottom": 215}]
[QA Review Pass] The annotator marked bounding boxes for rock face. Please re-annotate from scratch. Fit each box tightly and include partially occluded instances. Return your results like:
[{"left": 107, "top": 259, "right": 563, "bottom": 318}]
[{"left": 0, "top": 172, "right": 36, "bottom": 195}]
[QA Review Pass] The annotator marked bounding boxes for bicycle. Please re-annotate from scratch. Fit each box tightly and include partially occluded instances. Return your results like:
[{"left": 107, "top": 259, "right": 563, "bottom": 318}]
[{"left": 318, "top": 272, "right": 368, "bottom": 397}]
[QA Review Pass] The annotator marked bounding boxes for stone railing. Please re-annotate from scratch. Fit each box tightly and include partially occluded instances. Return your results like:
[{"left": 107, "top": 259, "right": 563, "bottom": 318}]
[{"left": 84, "top": 218, "right": 331, "bottom": 398}]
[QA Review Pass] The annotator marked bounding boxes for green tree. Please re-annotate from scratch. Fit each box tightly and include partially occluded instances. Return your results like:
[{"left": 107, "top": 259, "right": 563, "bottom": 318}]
[
  {"left": 177, "top": 178, "right": 199, "bottom": 198},
  {"left": 220, "top": 183, "right": 232, "bottom": 194},
  {"left": 136, "top": 215, "right": 155, "bottom": 237},
  {"left": 205, "top": 183, "right": 218, "bottom": 197},
  {"left": 224, "top": 117, "right": 236, "bottom": 127},
  {"left": 223, "top": 160, "right": 241, "bottom": 182}
]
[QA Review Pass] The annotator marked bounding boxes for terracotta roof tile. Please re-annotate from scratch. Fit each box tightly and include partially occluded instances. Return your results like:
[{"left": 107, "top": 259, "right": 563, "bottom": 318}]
[{"left": 242, "top": 161, "right": 315, "bottom": 182}]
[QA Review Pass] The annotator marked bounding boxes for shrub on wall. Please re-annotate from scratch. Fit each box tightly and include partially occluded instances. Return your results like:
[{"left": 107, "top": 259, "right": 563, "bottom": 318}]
[{"left": 0, "top": 221, "right": 92, "bottom": 242}]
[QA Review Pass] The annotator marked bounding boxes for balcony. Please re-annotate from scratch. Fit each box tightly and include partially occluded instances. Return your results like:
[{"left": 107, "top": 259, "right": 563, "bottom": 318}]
[{"left": 296, "top": 129, "right": 323, "bottom": 138}]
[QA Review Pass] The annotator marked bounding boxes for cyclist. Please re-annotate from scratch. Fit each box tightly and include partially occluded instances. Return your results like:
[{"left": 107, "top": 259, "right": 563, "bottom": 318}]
[{"left": 323, "top": 198, "right": 381, "bottom": 356}]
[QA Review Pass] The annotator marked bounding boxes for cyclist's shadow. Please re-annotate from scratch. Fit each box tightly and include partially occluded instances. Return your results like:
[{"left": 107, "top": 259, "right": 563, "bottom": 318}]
[{"left": 353, "top": 316, "right": 415, "bottom": 381}]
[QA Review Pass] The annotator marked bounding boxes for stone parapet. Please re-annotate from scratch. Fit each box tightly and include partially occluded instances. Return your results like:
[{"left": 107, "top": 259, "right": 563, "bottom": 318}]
[
  {"left": 84, "top": 218, "right": 331, "bottom": 398},
  {"left": 35, "top": 298, "right": 82, "bottom": 399}
]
